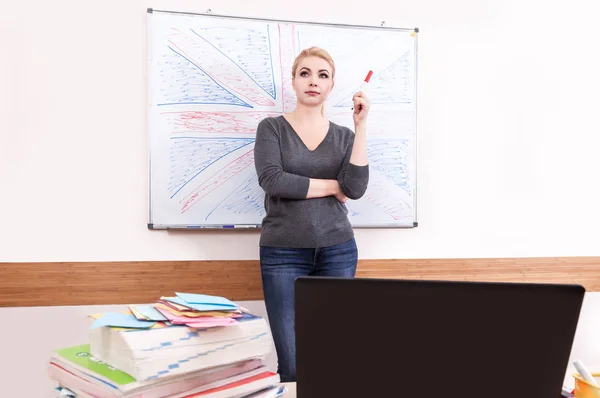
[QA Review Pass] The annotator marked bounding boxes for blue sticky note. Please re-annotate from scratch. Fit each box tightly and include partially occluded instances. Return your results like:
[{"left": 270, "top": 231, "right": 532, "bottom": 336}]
[
  {"left": 91, "top": 312, "right": 157, "bottom": 329},
  {"left": 164, "top": 296, "right": 237, "bottom": 312},
  {"left": 131, "top": 305, "right": 168, "bottom": 321},
  {"left": 175, "top": 292, "right": 237, "bottom": 308}
]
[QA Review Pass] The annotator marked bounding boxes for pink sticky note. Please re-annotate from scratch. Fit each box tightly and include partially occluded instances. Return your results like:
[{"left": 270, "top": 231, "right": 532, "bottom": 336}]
[{"left": 185, "top": 318, "right": 238, "bottom": 328}]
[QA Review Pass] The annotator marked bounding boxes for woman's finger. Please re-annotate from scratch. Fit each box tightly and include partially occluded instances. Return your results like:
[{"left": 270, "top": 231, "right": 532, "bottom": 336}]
[{"left": 354, "top": 98, "right": 365, "bottom": 108}]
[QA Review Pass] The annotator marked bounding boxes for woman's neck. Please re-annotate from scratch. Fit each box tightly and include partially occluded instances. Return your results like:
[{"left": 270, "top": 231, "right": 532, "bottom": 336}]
[{"left": 289, "top": 104, "right": 325, "bottom": 125}]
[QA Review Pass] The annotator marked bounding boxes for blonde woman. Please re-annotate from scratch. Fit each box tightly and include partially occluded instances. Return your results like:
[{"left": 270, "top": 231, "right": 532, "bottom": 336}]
[{"left": 254, "top": 47, "right": 370, "bottom": 382}]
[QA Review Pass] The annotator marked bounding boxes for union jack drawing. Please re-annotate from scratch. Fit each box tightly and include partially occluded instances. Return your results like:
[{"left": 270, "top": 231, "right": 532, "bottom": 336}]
[{"left": 149, "top": 12, "right": 417, "bottom": 227}]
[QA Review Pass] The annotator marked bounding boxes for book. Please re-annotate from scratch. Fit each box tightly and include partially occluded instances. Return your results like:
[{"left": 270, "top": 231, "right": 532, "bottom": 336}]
[
  {"left": 181, "top": 371, "right": 280, "bottom": 398},
  {"left": 54, "top": 370, "right": 280, "bottom": 398},
  {"left": 48, "top": 344, "right": 268, "bottom": 397},
  {"left": 89, "top": 313, "right": 274, "bottom": 381}
]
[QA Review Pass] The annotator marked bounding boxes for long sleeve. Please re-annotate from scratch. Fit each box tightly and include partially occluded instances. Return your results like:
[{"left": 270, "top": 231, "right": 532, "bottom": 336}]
[
  {"left": 254, "top": 119, "right": 310, "bottom": 199},
  {"left": 338, "top": 135, "right": 369, "bottom": 200}
]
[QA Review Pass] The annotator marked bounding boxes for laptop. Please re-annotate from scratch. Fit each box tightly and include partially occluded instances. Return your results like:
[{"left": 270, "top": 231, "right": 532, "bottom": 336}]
[{"left": 294, "top": 277, "right": 584, "bottom": 398}]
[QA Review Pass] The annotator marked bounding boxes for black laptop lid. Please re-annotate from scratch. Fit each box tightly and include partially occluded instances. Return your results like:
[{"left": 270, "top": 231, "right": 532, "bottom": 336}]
[{"left": 295, "top": 277, "right": 584, "bottom": 398}]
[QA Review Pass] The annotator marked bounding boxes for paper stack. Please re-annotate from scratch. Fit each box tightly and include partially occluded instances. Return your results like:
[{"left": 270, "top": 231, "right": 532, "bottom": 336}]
[{"left": 47, "top": 292, "right": 286, "bottom": 398}]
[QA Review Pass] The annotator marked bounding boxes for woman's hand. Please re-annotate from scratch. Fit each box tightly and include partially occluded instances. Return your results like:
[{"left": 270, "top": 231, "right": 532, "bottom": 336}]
[
  {"left": 306, "top": 179, "right": 348, "bottom": 202},
  {"left": 334, "top": 190, "right": 348, "bottom": 203},
  {"left": 332, "top": 180, "right": 348, "bottom": 203},
  {"left": 352, "top": 91, "right": 371, "bottom": 126}
]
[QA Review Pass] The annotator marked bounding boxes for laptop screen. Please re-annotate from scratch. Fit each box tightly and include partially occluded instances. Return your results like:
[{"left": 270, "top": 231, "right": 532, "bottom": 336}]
[{"left": 295, "top": 277, "right": 584, "bottom": 398}]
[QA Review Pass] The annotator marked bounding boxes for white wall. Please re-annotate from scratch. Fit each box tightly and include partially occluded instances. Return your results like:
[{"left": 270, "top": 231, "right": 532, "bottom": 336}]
[{"left": 1, "top": 0, "right": 599, "bottom": 262}]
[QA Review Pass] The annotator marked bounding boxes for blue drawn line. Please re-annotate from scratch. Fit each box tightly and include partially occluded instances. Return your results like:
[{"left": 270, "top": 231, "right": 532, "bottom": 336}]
[
  {"left": 170, "top": 139, "right": 255, "bottom": 199},
  {"left": 202, "top": 26, "right": 275, "bottom": 99},
  {"left": 367, "top": 138, "right": 411, "bottom": 191},
  {"left": 158, "top": 51, "right": 250, "bottom": 107},
  {"left": 170, "top": 139, "right": 249, "bottom": 194},
  {"left": 205, "top": 192, "right": 235, "bottom": 221},
  {"left": 204, "top": 179, "right": 250, "bottom": 220},
  {"left": 267, "top": 25, "right": 276, "bottom": 100},
  {"left": 204, "top": 176, "right": 264, "bottom": 221},
  {"left": 169, "top": 138, "right": 254, "bottom": 196},
  {"left": 166, "top": 46, "right": 252, "bottom": 108},
  {"left": 160, "top": 52, "right": 250, "bottom": 108},
  {"left": 160, "top": 55, "right": 249, "bottom": 108},
  {"left": 190, "top": 28, "right": 276, "bottom": 100}
]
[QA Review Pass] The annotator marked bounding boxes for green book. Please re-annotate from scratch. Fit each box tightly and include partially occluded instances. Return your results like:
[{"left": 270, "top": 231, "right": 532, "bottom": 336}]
[{"left": 52, "top": 344, "right": 136, "bottom": 386}]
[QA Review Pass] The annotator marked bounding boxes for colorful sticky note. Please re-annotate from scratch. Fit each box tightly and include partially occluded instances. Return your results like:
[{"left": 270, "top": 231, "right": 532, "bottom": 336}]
[
  {"left": 175, "top": 292, "right": 238, "bottom": 308},
  {"left": 155, "top": 303, "right": 239, "bottom": 318},
  {"left": 90, "top": 312, "right": 157, "bottom": 329},
  {"left": 163, "top": 296, "right": 237, "bottom": 312},
  {"left": 155, "top": 306, "right": 239, "bottom": 326},
  {"left": 129, "top": 305, "right": 148, "bottom": 320},
  {"left": 129, "top": 304, "right": 168, "bottom": 321},
  {"left": 184, "top": 318, "right": 238, "bottom": 328}
]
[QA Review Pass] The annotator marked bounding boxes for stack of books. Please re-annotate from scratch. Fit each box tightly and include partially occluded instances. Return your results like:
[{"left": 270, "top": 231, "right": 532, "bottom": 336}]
[{"left": 48, "top": 292, "right": 285, "bottom": 397}]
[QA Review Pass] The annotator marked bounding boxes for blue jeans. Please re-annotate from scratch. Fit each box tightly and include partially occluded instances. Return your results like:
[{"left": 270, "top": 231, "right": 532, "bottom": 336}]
[{"left": 259, "top": 238, "right": 358, "bottom": 382}]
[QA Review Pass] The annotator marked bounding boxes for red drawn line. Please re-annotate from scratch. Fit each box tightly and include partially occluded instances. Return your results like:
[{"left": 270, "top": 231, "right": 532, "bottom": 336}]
[
  {"left": 179, "top": 148, "right": 253, "bottom": 203},
  {"left": 180, "top": 152, "right": 254, "bottom": 214},
  {"left": 168, "top": 29, "right": 275, "bottom": 107},
  {"left": 162, "top": 111, "right": 282, "bottom": 134},
  {"left": 167, "top": 35, "right": 260, "bottom": 106},
  {"left": 364, "top": 181, "right": 402, "bottom": 220},
  {"left": 161, "top": 110, "right": 282, "bottom": 115},
  {"left": 168, "top": 39, "right": 254, "bottom": 105},
  {"left": 362, "top": 189, "right": 402, "bottom": 220},
  {"left": 179, "top": 149, "right": 255, "bottom": 213}
]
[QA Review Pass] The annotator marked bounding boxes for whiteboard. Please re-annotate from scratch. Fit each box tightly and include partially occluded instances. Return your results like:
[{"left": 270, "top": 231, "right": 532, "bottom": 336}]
[{"left": 147, "top": 9, "right": 418, "bottom": 229}]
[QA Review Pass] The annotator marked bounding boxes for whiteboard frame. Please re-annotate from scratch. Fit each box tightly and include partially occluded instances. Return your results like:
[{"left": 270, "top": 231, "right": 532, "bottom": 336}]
[{"left": 147, "top": 8, "right": 419, "bottom": 229}]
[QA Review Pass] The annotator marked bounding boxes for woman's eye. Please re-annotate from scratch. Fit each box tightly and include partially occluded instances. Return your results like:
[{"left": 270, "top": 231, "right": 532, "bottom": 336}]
[
  {"left": 300, "top": 71, "right": 308, "bottom": 77},
  {"left": 320, "top": 73, "right": 329, "bottom": 78}
]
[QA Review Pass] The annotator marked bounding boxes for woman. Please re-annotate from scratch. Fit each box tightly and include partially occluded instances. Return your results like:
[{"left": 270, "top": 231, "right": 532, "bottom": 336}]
[{"left": 253, "top": 47, "right": 370, "bottom": 382}]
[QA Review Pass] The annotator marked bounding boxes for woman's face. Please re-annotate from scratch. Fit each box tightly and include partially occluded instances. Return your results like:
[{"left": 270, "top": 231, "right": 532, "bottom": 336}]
[{"left": 292, "top": 56, "right": 334, "bottom": 108}]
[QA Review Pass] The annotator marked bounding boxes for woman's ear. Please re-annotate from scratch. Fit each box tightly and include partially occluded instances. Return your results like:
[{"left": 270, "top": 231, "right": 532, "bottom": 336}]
[{"left": 291, "top": 77, "right": 296, "bottom": 90}]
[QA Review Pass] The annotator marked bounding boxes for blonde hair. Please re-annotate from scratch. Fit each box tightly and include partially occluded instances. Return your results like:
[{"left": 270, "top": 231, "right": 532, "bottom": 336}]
[{"left": 291, "top": 47, "right": 335, "bottom": 116}]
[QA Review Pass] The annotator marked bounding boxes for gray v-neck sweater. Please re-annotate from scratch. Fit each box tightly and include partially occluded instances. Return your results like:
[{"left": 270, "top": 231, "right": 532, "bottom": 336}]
[{"left": 254, "top": 116, "right": 369, "bottom": 248}]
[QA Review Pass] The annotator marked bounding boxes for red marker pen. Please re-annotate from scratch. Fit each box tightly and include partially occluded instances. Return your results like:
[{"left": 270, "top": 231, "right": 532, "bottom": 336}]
[
  {"left": 358, "top": 70, "right": 373, "bottom": 92},
  {"left": 352, "top": 70, "right": 373, "bottom": 111}
]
